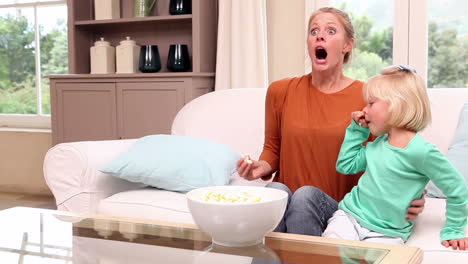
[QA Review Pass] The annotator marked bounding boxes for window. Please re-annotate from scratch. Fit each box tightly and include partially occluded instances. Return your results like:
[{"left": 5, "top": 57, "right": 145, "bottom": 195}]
[
  {"left": 427, "top": 0, "right": 467, "bottom": 88},
  {"left": 0, "top": 0, "right": 67, "bottom": 129},
  {"left": 330, "top": 0, "right": 394, "bottom": 81},
  {"left": 309, "top": 0, "right": 467, "bottom": 89}
]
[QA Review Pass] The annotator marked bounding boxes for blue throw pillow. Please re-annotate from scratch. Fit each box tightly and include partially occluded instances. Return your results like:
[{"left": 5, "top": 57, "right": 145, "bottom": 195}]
[
  {"left": 100, "top": 135, "right": 241, "bottom": 192},
  {"left": 427, "top": 103, "right": 468, "bottom": 198}
]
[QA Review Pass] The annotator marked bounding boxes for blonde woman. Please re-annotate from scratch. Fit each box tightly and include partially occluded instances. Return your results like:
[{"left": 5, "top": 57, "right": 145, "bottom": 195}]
[{"left": 323, "top": 65, "right": 468, "bottom": 249}]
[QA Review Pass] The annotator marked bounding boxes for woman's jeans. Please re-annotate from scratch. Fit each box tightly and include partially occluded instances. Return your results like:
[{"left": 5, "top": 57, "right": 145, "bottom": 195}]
[{"left": 267, "top": 182, "right": 338, "bottom": 236}]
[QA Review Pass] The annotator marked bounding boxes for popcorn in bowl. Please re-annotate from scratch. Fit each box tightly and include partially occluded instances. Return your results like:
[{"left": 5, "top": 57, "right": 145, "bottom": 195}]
[
  {"left": 187, "top": 186, "right": 288, "bottom": 247},
  {"left": 204, "top": 191, "right": 262, "bottom": 203}
]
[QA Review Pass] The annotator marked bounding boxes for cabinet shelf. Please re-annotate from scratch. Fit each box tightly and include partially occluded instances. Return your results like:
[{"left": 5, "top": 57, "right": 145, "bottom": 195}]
[
  {"left": 47, "top": 72, "right": 215, "bottom": 79},
  {"left": 75, "top": 15, "right": 192, "bottom": 27}
]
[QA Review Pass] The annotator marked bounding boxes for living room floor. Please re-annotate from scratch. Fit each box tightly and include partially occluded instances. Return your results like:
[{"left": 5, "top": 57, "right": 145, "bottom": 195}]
[{"left": 0, "top": 192, "right": 56, "bottom": 211}]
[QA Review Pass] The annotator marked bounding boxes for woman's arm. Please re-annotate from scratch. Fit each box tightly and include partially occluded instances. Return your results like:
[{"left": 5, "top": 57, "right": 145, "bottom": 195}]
[
  {"left": 258, "top": 81, "right": 285, "bottom": 173},
  {"left": 238, "top": 82, "right": 285, "bottom": 180},
  {"left": 406, "top": 191, "right": 426, "bottom": 220}
]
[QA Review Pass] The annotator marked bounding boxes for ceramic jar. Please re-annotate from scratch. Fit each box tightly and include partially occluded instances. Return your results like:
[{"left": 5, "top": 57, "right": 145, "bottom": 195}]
[
  {"left": 116, "top": 37, "right": 140, "bottom": 74},
  {"left": 90, "top": 38, "right": 115, "bottom": 74},
  {"left": 94, "top": 0, "right": 120, "bottom": 20}
]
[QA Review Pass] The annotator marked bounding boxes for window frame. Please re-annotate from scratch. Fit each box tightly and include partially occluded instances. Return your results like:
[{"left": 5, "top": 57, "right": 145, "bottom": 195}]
[
  {"left": 305, "top": 0, "right": 430, "bottom": 85},
  {"left": 0, "top": 0, "right": 67, "bottom": 129}
]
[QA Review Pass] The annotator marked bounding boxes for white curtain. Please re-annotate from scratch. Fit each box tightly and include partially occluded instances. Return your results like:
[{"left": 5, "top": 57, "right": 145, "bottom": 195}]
[{"left": 215, "top": 0, "right": 268, "bottom": 90}]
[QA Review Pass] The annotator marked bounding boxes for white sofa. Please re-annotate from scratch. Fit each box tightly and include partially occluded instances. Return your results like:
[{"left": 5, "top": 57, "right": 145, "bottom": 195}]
[{"left": 44, "top": 88, "right": 468, "bottom": 263}]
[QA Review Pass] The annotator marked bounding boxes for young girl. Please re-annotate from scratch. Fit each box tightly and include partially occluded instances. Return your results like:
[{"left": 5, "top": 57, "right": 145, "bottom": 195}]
[{"left": 322, "top": 65, "right": 468, "bottom": 249}]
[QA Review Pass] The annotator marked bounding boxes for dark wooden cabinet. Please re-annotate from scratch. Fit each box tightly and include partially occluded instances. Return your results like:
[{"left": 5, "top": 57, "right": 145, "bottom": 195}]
[
  {"left": 49, "top": 0, "right": 217, "bottom": 145},
  {"left": 116, "top": 81, "right": 185, "bottom": 139},
  {"left": 49, "top": 75, "right": 213, "bottom": 145},
  {"left": 55, "top": 82, "right": 118, "bottom": 143}
]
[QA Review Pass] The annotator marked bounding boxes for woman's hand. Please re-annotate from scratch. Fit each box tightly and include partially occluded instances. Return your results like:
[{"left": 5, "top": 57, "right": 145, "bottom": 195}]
[
  {"left": 237, "top": 156, "right": 272, "bottom": 181},
  {"left": 351, "top": 111, "right": 368, "bottom": 128},
  {"left": 406, "top": 190, "right": 427, "bottom": 220},
  {"left": 442, "top": 238, "right": 468, "bottom": 250}
]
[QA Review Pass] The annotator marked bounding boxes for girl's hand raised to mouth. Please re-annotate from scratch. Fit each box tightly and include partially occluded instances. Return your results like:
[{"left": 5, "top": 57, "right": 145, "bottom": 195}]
[{"left": 351, "top": 111, "right": 369, "bottom": 128}]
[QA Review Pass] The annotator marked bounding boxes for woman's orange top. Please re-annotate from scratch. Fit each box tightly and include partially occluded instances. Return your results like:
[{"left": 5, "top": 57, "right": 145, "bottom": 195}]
[{"left": 259, "top": 74, "right": 367, "bottom": 201}]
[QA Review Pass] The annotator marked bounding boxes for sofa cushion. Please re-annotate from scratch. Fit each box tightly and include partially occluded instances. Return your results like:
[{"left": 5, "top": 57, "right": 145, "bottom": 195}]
[
  {"left": 406, "top": 198, "right": 468, "bottom": 254},
  {"left": 427, "top": 103, "right": 468, "bottom": 198},
  {"left": 98, "top": 187, "right": 194, "bottom": 224},
  {"left": 100, "top": 135, "right": 240, "bottom": 193}
]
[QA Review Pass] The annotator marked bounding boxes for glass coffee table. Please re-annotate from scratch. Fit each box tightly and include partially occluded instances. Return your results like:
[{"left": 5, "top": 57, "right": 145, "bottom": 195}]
[{"left": 0, "top": 207, "right": 423, "bottom": 263}]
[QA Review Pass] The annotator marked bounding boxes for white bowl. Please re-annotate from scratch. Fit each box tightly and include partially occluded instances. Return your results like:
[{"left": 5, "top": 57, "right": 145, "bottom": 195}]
[{"left": 186, "top": 186, "right": 288, "bottom": 247}]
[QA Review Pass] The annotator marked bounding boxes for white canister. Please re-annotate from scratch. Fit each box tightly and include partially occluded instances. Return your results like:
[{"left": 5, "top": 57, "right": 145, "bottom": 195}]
[
  {"left": 94, "top": 0, "right": 120, "bottom": 20},
  {"left": 116, "top": 37, "right": 140, "bottom": 74},
  {"left": 90, "top": 38, "right": 116, "bottom": 74}
]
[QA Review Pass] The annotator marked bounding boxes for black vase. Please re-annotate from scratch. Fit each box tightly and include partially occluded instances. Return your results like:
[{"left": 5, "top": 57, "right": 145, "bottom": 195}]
[
  {"left": 169, "top": 0, "right": 192, "bottom": 15},
  {"left": 167, "top": 44, "right": 191, "bottom": 72},
  {"left": 139, "top": 45, "right": 161, "bottom": 73}
]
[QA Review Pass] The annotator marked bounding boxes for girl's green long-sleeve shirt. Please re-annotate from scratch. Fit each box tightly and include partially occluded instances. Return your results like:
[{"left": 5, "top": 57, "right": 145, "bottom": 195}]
[{"left": 336, "top": 121, "right": 468, "bottom": 242}]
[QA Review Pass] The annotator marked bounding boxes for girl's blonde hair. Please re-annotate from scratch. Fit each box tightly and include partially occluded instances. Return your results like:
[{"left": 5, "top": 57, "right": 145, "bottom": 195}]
[
  {"left": 308, "top": 7, "right": 355, "bottom": 64},
  {"left": 364, "top": 65, "right": 431, "bottom": 132}
]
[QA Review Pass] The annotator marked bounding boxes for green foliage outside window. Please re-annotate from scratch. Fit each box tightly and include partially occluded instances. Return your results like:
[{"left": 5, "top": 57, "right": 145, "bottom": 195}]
[
  {"left": 0, "top": 12, "right": 67, "bottom": 114},
  {"left": 339, "top": 3, "right": 468, "bottom": 88},
  {"left": 428, "top": 23, "right": 468, "bottom": 88}
]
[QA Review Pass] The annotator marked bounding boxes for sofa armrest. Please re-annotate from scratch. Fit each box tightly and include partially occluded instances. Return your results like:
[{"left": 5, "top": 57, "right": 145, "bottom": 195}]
[{"left": 43, "top": 139, "right": 145, "bottom": 214}]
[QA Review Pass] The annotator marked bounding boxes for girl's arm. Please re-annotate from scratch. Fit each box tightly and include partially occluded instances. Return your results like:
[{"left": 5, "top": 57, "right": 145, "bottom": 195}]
[
  {"left": 421, "top": 146, "right": 468, "bottom": 244},
  {"left": 336, "top": 119, "right": 370, "bottom": 174}
]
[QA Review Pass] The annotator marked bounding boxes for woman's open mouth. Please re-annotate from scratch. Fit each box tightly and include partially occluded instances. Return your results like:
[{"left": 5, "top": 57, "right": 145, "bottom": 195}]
[
  {"left": 314, "top": 47, "right": 328, "bottom": 65},
  {"left": 315, "top": 47, "right": 328, "bottom": 60}
]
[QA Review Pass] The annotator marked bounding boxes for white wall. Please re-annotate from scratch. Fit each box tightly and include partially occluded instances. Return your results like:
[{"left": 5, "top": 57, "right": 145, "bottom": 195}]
[
  {"left": 266, "top": 0, "right": 307, "bottom": 84},
  {"left": 0, "top": 130, "right": 52, "bottom": 195}
]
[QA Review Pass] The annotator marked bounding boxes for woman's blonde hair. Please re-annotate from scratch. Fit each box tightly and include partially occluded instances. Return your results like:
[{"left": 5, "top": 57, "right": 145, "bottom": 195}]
[
  {"left": 364, "top": 65, "right": 431, "bottom": 132},
  {"left": 308, "top": 7, "right": 355, "bottom": 64}
]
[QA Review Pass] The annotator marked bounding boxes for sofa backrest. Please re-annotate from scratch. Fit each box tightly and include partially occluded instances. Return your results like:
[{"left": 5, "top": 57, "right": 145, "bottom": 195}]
[
  {"left": 421, "top": 88, "right": 468, "bottom": 154},
  {"left": 172, "top": 88, "right": 267, "bottom": 160},
  {"left": 172, "top": 88, "right": 468, "bottom": 157}
]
